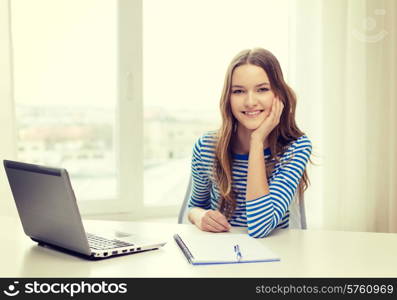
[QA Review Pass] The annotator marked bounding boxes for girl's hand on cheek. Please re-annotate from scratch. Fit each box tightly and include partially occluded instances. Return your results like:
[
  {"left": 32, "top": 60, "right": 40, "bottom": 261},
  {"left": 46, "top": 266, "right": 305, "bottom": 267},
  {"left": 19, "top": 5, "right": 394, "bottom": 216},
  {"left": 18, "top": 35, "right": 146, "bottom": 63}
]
[{"left": 250, "top": 96, "right": 284, "bottom": 144}]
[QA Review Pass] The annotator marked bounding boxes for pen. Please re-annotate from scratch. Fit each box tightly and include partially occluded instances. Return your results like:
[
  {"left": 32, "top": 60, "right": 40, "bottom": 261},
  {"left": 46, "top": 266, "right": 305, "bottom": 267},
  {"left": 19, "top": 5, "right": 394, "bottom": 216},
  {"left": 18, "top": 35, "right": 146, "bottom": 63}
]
[{"left": 234, "top": 244, "right": 242, "bottom": 262}]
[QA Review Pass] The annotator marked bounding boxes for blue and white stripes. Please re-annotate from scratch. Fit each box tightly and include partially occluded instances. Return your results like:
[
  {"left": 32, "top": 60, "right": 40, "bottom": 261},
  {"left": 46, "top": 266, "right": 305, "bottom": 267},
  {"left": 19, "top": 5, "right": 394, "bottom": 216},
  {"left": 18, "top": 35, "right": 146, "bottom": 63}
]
[{"left": 188, "top": 131, "right": 312, "bottom": 238}]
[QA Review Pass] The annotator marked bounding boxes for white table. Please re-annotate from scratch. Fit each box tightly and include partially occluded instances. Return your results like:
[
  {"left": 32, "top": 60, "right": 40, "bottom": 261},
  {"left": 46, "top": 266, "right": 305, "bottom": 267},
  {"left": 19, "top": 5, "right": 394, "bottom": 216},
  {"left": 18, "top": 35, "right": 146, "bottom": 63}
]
[{"left": 1, "top": 216, "right": 396, "bottom": 277}]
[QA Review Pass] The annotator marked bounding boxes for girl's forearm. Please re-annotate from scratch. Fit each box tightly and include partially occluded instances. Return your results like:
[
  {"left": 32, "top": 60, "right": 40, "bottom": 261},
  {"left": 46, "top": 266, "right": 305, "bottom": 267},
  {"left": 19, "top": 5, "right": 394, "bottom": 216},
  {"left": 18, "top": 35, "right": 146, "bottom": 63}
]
[{"left": 246, "top": 139, "right": 269, "bottom": 201}]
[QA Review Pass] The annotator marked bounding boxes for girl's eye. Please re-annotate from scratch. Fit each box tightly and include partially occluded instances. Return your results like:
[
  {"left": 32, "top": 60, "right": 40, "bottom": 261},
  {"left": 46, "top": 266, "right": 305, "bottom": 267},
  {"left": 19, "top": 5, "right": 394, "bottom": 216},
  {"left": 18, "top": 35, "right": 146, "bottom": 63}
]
[
  {"left": 232, "top": 89, "right": 244, "bottom": 94},
  {"left": 258, "top": 87, "right": 269, "bottom": 92}
]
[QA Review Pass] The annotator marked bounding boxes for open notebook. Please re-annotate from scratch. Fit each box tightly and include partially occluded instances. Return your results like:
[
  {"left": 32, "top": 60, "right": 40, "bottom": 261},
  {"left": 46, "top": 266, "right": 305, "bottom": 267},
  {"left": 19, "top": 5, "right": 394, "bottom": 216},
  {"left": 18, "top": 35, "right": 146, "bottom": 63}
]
[{"left": 174, "top": 232, "right": 280, "bottom": 265}]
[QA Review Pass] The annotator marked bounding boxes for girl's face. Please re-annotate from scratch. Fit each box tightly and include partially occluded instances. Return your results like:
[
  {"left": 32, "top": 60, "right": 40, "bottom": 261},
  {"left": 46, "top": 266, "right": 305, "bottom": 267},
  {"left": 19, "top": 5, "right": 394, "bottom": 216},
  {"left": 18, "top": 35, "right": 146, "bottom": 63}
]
[{"left": 230, "top": 64, "right": 275, "bottom": 132}]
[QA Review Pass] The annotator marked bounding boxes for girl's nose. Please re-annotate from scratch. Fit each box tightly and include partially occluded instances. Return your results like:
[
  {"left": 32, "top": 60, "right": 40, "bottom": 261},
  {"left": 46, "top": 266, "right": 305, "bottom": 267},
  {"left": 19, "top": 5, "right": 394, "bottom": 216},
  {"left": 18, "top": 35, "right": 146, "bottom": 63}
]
[{"left": 244, "top": 91, "right": 258, "bottom": 107}]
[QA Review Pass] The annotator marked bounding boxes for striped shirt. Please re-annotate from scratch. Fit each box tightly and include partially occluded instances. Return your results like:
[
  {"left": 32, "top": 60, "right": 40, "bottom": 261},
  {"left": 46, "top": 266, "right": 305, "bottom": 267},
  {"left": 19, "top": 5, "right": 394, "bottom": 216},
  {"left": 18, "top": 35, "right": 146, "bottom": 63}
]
[{"left": 188, "top": 131, "right": 312, "bottom": 238}]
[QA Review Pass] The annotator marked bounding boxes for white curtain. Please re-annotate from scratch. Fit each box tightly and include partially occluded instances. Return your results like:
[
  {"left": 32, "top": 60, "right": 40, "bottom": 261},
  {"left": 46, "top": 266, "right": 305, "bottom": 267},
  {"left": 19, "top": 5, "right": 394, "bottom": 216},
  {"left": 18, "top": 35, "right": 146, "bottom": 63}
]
[
  {"left": 290, "top": 0, "right": 397, "bottom": 232},
  {"left": 0, "top": 0, "right": 17, "bottom": 217}
]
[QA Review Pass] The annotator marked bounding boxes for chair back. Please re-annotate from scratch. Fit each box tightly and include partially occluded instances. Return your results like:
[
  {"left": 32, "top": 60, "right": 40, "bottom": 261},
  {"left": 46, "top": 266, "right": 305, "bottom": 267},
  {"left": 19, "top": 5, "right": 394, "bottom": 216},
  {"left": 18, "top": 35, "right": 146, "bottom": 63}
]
[{"left": 178, "top": 175, "right": 192, "bottom": 224}]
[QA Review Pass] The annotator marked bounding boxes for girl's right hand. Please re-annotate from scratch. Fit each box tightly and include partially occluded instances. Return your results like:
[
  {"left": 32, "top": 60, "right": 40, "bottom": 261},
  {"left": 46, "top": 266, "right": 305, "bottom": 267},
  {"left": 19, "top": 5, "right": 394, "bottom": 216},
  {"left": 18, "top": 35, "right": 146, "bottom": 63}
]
[
  {"left": 194, "top": 209, "right": 231, "bottom": 232},
  {"left": 250, "top": 96, "right": 284, "bottom": 145}
]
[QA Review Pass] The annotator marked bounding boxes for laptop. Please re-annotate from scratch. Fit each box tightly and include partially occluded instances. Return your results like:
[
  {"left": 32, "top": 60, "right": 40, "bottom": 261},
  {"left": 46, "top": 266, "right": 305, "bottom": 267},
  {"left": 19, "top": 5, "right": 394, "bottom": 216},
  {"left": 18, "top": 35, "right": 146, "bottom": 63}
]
[{"left": 3, "top": 159, "right": 166, "bottom": 259}]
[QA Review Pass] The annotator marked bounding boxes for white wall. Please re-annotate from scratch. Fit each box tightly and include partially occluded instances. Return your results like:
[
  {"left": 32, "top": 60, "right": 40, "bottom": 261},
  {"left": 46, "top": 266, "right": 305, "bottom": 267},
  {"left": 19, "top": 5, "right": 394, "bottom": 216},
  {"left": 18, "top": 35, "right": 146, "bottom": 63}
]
[
  {"left": 288, "top": 0, "right": 324, "bottom": 229},
  {"left": 0, "top": 0, "right": 17, "bottom": 217}
]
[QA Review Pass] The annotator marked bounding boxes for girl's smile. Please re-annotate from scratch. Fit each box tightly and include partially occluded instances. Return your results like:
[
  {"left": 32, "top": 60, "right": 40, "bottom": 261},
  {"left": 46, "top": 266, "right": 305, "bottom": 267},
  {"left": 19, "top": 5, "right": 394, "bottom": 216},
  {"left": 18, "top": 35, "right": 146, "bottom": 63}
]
[{"left": 242, "top": 109, "right": 264, "bottom": 117}]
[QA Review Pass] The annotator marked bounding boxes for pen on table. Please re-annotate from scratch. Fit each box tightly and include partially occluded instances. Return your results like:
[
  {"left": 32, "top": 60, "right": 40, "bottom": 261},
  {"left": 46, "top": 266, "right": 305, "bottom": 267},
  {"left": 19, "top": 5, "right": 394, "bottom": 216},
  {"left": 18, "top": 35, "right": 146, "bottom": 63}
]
[{"left": 234, "top": 244, "right": 242, "bottom": 262}]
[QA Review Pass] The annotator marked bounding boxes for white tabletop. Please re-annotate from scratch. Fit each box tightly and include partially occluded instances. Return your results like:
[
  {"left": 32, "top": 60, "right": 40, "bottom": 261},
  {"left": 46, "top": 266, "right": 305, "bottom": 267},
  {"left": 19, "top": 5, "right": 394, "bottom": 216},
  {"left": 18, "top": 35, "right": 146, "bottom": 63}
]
[{"left": 1, "top": 216, "right": 396, "bottom": 277}]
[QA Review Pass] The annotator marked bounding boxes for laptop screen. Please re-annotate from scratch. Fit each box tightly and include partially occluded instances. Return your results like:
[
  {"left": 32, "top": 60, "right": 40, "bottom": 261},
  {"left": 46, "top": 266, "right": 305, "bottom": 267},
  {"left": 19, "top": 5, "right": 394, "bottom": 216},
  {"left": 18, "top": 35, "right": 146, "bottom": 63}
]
[{"left": 3, "top": 160, "right": 91, "bottom": 254}]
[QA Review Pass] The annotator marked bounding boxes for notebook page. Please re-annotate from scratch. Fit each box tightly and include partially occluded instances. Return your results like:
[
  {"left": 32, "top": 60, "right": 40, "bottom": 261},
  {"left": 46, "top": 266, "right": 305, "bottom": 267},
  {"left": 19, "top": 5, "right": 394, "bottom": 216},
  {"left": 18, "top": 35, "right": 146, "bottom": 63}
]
[{"left": 177, "top": 232, "right": 279, "bottom": 263}]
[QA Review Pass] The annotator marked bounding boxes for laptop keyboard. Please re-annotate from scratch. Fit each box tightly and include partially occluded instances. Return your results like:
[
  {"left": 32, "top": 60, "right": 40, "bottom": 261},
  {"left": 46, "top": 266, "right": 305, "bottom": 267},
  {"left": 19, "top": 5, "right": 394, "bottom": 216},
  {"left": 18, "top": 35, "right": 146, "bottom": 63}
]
[{"left": 87, "top": 233, "right": 134, "bottom": 250}]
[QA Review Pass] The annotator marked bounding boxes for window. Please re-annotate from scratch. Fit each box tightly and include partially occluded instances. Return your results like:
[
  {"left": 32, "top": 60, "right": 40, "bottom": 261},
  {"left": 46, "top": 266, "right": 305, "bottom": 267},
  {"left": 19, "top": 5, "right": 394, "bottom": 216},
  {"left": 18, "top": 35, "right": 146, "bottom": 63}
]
[{"left": 11, "top": 0, "right": 120, "bottom": 213}]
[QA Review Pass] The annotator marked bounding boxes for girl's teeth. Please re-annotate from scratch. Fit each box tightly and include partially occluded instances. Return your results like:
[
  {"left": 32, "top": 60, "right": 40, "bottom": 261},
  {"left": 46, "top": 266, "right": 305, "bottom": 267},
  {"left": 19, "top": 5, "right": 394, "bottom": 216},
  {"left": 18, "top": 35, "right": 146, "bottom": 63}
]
[{"left": 245, "top": 111, "right": 261, "bottom": 115}]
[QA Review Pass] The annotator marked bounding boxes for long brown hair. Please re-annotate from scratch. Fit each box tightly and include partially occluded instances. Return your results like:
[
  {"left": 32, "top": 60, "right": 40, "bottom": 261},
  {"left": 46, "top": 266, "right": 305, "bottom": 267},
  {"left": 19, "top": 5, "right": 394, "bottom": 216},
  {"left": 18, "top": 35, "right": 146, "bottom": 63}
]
[{"left": 214, "top": 48, "right": 311, "bottom": 219}]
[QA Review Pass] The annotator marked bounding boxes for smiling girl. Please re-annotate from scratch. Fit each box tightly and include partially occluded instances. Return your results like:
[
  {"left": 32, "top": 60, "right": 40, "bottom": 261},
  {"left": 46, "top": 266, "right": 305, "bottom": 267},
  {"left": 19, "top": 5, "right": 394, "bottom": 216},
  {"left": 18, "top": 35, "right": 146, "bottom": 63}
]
[{"left": 187, "top": 48, "right": 312, "bottom": 238}]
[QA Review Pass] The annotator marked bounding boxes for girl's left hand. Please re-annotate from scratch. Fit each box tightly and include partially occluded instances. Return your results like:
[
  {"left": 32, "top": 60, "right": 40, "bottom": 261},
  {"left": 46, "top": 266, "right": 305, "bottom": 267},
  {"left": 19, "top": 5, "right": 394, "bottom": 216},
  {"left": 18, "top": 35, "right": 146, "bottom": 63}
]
[{"left": 250, "top": 96, "right": 284, "bottom": 144}]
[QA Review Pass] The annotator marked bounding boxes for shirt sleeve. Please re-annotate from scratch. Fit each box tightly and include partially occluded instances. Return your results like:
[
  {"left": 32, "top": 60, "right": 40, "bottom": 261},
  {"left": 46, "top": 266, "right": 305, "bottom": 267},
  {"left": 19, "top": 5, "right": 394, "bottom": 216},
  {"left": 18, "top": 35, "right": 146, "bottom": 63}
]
[
  {"left": 245, "top": 138, "right": 312, "bottom": 238},
  {"left": 188, "top": 136, "right": 212, "bottom": 210}
]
